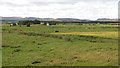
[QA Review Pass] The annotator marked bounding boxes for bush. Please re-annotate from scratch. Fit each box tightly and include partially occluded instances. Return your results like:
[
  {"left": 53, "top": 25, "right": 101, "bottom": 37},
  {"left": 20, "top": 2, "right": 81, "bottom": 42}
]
[
  {"left": 26, "top": 23, "right": 30, "bottom": 27},
  {"left": 55, "top": 30, "right": 59, "bottom": 32},
  {"left": 32, "top": 61, "right": 41, "bottom": 64},
  {"left": 14, "top": 49, "right": 21, "bottom": 52}
]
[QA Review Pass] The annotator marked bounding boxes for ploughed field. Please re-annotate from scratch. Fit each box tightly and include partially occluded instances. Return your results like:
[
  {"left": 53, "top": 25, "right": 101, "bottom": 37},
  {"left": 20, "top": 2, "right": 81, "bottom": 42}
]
[{"left": 2, "top": 24, "right": 118, "bottom": 66}]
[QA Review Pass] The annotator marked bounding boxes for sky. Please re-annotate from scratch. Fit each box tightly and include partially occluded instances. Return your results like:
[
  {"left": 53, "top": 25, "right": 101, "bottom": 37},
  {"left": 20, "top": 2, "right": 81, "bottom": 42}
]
[{"left": 0, "top": 0, "right": 119, "bottom": 20}]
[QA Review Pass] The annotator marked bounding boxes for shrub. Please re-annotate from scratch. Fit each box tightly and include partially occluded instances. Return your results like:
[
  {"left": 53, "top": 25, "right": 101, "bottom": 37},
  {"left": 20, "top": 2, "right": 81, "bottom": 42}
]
[
  {"left": 14, "top": 49, "right": 21, "bottom": 52},
  {"left": 26, "top": 23, "right": 30, "bottom": 27},
  {"left": 38, "top": 43, "right": 42, "bottom": 45},
  {"left": 32, "top": 41, "right": 36, "bottom": 43},
  {"left": 55, "top": 30, "right": 59, "bottom": 32},
  {"left": 10, "top": 46, "right": 21, "bottom": 48},
  {"left": 32, "top": 61, "right": 41, "bottom": 64}
]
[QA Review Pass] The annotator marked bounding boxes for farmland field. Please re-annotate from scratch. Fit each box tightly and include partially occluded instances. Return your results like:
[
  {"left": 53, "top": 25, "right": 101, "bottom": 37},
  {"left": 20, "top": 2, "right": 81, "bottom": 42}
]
[{"left": 2, "top": 24, "right": 118, "bottom": 66}]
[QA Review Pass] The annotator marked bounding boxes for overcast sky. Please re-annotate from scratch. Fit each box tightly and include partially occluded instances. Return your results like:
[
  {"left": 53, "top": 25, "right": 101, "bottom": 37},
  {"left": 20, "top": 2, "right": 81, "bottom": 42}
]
[{"left": 0, "top": 0, "right": 119, "bottom": 20}]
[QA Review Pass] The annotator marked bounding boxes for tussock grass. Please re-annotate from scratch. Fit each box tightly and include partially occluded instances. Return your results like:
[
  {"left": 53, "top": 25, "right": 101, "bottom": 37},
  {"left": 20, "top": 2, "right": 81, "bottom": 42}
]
[{"left": 51, "top": 32, "right": 118, "bottom": 39}]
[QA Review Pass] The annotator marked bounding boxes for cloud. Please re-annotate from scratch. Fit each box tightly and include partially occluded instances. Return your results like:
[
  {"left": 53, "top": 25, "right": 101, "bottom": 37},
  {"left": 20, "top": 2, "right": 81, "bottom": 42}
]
[
  {"left": 1, "top": 0, "right": 119, "bottom": 7},
  {"left": 0, "top": 0, "right": 119, "bottom": 20}
]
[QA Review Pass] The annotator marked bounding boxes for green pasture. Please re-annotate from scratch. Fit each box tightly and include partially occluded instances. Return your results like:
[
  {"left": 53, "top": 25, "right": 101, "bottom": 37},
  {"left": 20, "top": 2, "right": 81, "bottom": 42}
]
[{"left": 2, "top": 24, "right": 118, "bottom": 66}]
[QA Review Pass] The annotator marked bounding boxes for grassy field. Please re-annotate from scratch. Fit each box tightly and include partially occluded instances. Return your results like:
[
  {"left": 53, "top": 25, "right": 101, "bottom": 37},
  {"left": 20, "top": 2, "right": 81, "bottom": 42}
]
[
  {"left": 2, "top": 24, "right": 118, "bottom": 66},
  {"left": 0, "top": 24, "right": 2, "bottom": 67}
]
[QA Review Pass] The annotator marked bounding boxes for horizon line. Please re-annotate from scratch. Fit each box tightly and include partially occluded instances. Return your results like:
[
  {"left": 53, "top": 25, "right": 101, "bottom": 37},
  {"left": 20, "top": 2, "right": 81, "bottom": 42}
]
[{"left": 0, "top": 16, "right": 118, "bottom": 20}]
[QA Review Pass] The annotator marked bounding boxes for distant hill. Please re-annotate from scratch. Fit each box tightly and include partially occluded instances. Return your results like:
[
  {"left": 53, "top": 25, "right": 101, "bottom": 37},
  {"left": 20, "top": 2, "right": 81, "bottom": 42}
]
[
  {"left": 56, "top": 18, "right": 80, "bottom": 21},
  {"left": 97, "top": 18, "right": 118, "bottom": 21},
  {"left": 2, "top": 17, "right": 40, "bottom": 21},
  {"left": 1, "top": 17, "right": 82, "bottom": 21},
  {"left": 2, "top": 17, "right": 23, "bottom": 20},
  {"left": 1, "top": 17, "right": 118, "bottom": 24},
  {"left": 1, "top": 17, "right": 83, "bottom": 23}
]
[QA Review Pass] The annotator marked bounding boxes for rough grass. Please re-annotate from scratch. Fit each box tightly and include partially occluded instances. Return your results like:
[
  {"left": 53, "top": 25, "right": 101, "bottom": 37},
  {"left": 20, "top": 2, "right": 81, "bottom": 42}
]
[
  {"left": 0, "top": 25, "right": 2, "bottom": 67},
  {"left": 2, "top": 24, "right": 118, "bottom": 66},
  {"left": 51, "top": 32, "right": 118, "bottom": 39}
]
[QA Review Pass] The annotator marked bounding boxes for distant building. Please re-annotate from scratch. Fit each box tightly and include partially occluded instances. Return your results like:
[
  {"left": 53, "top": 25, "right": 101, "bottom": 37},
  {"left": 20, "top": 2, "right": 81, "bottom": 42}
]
[
  {"left": 40, "top": 22, "right": 44, "bottom": 25},
  {"left": 40, "top": 21, "right": 56, "bottom": 26}
]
